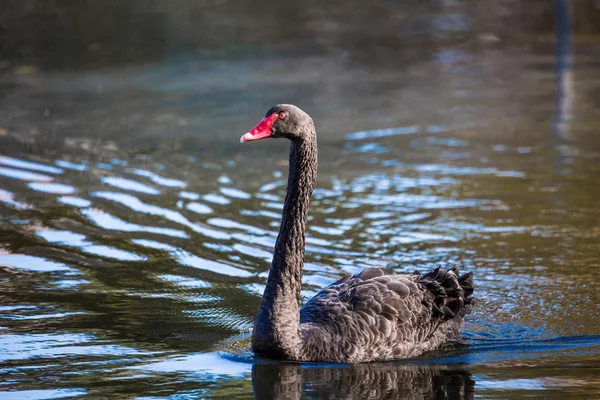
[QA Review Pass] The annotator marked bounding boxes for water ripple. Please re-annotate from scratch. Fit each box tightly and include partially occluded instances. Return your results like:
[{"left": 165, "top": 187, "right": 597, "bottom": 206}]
[
  {"left": 82, "top": 208, "right": 189, "bottom": 238},
  {"left": 36, "top": 229, "right": 146, "bottom": 261},
  {"left": 132, "top": 239, "right": 252, "bottom": 277},
  {"left": 0, "top": 166, "right": 53, "bottom": 182},
  {"left": 203, "top": 193, "right": 231, "bottom": 205},
  {"left": 57, "top": 196, "right": 92, "bottom": 207},
  {"left": 101, "top": 176, "right": 161, "bottom": 195},
  {"left": 346, "top": 124, "right": 421, "bottom": 140},
  {"left": 219, "top": 187, "right": 251, "bottom": 200},
  {"left": 185, "top": 202, "right": 213, "bottom": 215},
  {"left": 0, "top": 189, "right": 32, "bottom": 210},
  {"left": 0, "top": 333, "right": 155, "bottom": 362},
  {"left": 28, "top": 182, "right": 77, "bottom": 194},
  {"left": 0, "top": 156, "right": 64, "bottom": 174},
  {"left": 127, "top": 168, "right": 187, "bottom": 188},
  {"left": 55, "top": 160, "right": 89, "bottom": 171},
  {"left": 179, "top": 191, "right": 200, "bottom": 200},
  {"left": 0, "top": 253, "right": 75, "bottom": 273},
  {"left": 91, "top": 191, "right": 230, "bottom": 239}
]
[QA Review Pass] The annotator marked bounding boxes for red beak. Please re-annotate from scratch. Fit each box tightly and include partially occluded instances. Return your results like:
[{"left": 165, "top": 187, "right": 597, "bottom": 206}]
[{"left": 240, "top": 114, "right": 278, "bottom": 143}]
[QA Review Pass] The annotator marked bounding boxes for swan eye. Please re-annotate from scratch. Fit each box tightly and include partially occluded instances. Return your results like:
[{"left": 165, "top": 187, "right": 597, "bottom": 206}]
[{"left": 278, "top": 112, "right": 286, "bottom": 119}]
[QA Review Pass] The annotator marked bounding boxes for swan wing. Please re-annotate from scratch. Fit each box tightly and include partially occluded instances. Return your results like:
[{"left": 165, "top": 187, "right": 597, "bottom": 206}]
[{"left": 299, "top": 266, "right": 473, "bottom": 362}]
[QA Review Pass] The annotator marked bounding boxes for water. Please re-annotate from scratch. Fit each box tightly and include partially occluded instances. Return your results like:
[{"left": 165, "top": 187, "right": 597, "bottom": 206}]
[{"left": 1, "top": 1, "right": 600, "bottom": 398}]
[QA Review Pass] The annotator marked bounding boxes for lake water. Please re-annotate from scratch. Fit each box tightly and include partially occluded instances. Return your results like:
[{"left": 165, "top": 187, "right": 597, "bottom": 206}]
[{"left": 1, "top": 1, "right": 600, "bottom": 399}]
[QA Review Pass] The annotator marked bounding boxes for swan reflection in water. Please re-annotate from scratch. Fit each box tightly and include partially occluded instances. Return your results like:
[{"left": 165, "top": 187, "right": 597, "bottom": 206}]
[{"left": 252, "top": 362, "right": 475, "bottom": 400}]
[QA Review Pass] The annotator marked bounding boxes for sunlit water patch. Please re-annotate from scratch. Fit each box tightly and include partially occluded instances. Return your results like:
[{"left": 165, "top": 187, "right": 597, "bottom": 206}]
[
  {"left": 82, "top": 208, "right": 188, "bottom": 238},
  {"left": 36, "top": 229, "right": 146, "bottom": 261},
  {"left": 55, "top": 160, "right": 89, "bottom": 171},
  {"left": 57, "top": 196, "right": 92, "bottom": 207},
  {"left": 0, "top": 333, "right": 156, "bottom": 362},
  {"left": 28, "top": 182, "right": 77, "bottom": 194},
  {"left": 101, "top": 176, "right": 161, "bottom": 195},
  {"left": 0, "top": 253, "right": 75, "bottom": 273},
  {"left": 0, "top": 189, "right": 32, "bottom": 210},
  {"left": 0, "top": 167, "right": 53, "bottom": 182},
  {"left": 132, "top": 239, "right": 252, "bottom": 277},
  {"left": 0, "top": 156, "right": 63, "bottom": 174},
  {"left": 127, "top": 168, "right": 187, "bottom": 188}
]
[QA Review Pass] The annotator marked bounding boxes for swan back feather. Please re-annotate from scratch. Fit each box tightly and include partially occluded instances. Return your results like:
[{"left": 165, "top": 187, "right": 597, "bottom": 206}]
[{"left": 299, "top": 266, "right": 473, "bottom": 363}]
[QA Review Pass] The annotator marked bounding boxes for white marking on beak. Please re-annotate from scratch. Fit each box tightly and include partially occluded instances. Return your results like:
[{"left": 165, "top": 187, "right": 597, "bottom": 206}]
[{"left": 240, "top": 133, "right": 252, "bottom": 143}]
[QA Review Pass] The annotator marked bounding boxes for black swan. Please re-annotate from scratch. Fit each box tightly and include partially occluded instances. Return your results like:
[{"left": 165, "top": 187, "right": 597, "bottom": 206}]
[{"left": 241, "top": 104, "right": 474, "bottom": 363}]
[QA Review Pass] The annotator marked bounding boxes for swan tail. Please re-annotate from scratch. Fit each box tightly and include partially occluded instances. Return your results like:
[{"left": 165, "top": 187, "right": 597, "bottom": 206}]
[{"left": 415, "top": 266, "right": 474, "bottom": 323}]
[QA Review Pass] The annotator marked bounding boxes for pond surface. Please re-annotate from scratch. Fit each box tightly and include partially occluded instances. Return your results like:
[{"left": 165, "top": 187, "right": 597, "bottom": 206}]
[{"left": 1, "top": 1, "right": 600, "bottom": 399}]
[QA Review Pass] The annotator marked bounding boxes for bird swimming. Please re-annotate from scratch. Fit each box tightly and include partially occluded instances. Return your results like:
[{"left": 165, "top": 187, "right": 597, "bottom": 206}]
[{"left": 241, "top": 104, "right": 474, "bottom": 363}]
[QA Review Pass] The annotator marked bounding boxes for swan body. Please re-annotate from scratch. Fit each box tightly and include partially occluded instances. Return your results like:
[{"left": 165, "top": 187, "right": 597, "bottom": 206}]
[
  {"left": 241, "top": 104, "right": 474, "bottom": 363},
  {"left": 299, "top": 266, "right": 473, "bottom": 363}
]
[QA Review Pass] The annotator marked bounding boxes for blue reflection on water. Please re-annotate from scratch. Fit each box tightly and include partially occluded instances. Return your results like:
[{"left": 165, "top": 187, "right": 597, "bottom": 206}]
[
  {"left": 0, "top": 389, "right": 88, "bottom": 399},
  {"left": 82, "top": 208, "right": 188, "bottom": 238},
  {"left": 101, "top": 176, "right": 160, "bottom": 195},
  {"left": 0, "top": 333, "right": 155, "bottom": 362},
  {"left": 28, "top": 182, "right": 77, "bottom": 194},
  {"left": 134, "top": 352, "right": 252, "bottom": 376},
  {"left": 0, "top": 189, "right": 32, "bottom": 209},
  {"left": 0, "top": 167, "right": 53, "bottom": 182},
  {"left": 55, "top": 160, "right": 88, "bottom": 171},
  {"left": 127, "top": 168, "right": 186, "bottom": 188},
  {"left": 91, "top": 191, "right": 231, "bottom": 240},
  {"left": 132, "top": 239, "right": 253, "bottom": 277},
  {"left": 57, "top": 196, "right": 92, "bottom": 207},
  {"left": 36, "top": 229, "right": 146, "bottom": 261},
  {"left": 0, "top": 254, "right": 74, "bottom": 272},
  {"left": 0, "top": 156, "right": 64, "bottom": 174}
]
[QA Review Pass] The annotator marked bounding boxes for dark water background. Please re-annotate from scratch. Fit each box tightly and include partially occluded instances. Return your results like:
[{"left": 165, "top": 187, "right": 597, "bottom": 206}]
[{"left": 1, "top": 1, "right": 600, "bottom": 398}]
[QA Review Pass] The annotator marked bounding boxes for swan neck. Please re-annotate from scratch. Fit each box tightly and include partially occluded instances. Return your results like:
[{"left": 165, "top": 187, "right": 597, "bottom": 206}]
[
  {"left": 252, "top": 136, "right": 317, "bottom": 359},
  {"left": 277, "top": 138, "right": 318, "bottom": 270}
]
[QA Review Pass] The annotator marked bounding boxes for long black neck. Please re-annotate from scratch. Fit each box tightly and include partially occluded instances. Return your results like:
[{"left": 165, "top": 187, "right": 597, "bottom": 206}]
[{"left": 252, "top": 136, "right": 318, "bottom": 359}]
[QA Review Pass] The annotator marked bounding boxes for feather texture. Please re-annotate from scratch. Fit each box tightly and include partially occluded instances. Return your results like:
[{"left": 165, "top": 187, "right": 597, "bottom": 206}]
[{"left": 299, "top": 266, "right": 473, "bottom": 362}]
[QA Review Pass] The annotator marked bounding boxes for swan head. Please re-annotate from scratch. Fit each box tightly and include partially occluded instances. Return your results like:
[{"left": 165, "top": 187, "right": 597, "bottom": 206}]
[{"left": 240, "top": 104, "right": 315, "bottom": 143}]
